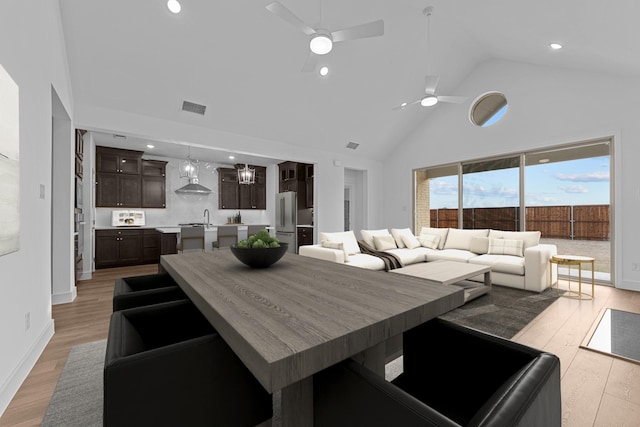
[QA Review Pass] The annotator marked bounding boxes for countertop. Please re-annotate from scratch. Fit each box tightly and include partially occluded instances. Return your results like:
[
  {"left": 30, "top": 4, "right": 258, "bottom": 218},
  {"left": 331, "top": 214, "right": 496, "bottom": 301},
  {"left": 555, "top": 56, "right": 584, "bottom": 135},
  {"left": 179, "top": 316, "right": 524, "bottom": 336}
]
[
  {"left": 297, "top": 224, "right": 314, "bottom": 228},
  {"left": 96, "top": 224, "right": 267, "bottom": 233}
]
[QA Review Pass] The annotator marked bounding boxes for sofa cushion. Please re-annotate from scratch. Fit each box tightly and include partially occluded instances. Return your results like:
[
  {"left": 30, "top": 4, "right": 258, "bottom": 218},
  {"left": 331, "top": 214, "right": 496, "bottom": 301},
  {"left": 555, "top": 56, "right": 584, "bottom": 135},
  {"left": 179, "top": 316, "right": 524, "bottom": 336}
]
[
  {"left": 385, "top": 248, "right": 426, "bottom": 266},
  {"left": 319, "top": 231, "right": 360, "bottom": 255},
  {"left": 418, "top": 234, "right": 441, "bottom": 249},
  {"left": 360, "top": 229, "right": 392, "bottom": 248},
  {"left": 488, "top": 230, "right": 541, "bottom": 250},
  {"left": 469, "top": 254, "right": 525, "bottom": 276},
  {"left": 426, "top": 249, "right": 479, "bottom": 263},
  {"left": 470, "top": 236, "right": 490, "bottom": 254},
  {"left": 419, "top": 227, "right": 449, "bottom": 250},
  {"left": 346, "top": 254, "right": 386, "bottom": 270},
  {"left": 488, "top": 238, "right": 524, "bottom": 257},
  {"left": 321, "top": 240, "right": 348, "bottom": 259},
  {"left": 391, "top": 228, "right": 414, "bottom": 249},
  {"left": 402, "top": 233, "right": 421, "bottom": 249},
  {"left": 373, "top": 235, "right": 398, "bottom": 251},
  {"left": 443, "top": 229, "right": 489, "bottom": 251}
]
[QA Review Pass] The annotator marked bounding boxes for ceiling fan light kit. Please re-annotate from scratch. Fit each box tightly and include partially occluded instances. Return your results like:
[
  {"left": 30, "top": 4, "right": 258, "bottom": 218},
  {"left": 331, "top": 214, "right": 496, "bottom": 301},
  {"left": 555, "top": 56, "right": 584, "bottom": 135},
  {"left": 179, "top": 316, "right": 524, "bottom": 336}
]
[
  {"left": 310, "top": 32, "right": 333, "bottom": 55},
  {"left": 421, "top": 95, "right": 438, "bottom": 107}
]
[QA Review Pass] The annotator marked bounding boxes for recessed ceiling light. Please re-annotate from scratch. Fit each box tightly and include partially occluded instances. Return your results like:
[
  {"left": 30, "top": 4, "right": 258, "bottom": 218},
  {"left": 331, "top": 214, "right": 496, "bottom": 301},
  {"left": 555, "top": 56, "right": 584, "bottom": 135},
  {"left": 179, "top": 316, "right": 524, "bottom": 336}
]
[
  {"left": 167, "top": 0, "right": 181, "bottom": 14},
  {"left": 549, "top": 43, "right": 563, "bottom": 50},
  {"left": 146, "top": 144, "right": 155, "bottom": 149},
  {"left": 539, "top": 158, "right": 550, "bottom": 163},
  {"left": 319, "top": 66, "right": 329, "bottom": 76},
  {"left": 229, "top": 155, "right": 235, "bottom": 160}
]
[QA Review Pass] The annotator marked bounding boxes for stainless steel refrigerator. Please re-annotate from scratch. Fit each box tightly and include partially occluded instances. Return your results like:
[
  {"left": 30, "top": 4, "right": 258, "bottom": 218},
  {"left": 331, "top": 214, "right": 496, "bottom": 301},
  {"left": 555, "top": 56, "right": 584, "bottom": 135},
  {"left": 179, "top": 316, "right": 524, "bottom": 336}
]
[{"left": 276, "top": 192, "right": 297, "bottom": 253}]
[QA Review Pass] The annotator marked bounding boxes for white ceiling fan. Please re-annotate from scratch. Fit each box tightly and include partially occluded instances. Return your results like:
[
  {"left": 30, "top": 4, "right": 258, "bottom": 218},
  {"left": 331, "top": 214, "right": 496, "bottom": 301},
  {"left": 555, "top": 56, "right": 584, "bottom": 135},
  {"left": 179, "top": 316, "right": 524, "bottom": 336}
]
[
  {"left": 265, "top": 1, "right": 384, "bottom": 72},
  {"left": 393, "top": 7, "right": 467, "bottom": 110}
]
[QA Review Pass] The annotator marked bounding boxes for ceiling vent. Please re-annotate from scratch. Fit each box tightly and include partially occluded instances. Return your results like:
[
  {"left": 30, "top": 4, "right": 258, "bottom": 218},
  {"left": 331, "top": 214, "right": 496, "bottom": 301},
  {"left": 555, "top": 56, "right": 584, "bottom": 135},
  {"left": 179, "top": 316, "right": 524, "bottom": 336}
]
[
  {"left": 112, "top": 134, "right": 126, "bottom": 139},
  {"left": 181, "top": 100, "right": 207, "bottom": 116},
  {"left": 346, "top": 141, "right": 360, "bottom": 150}
]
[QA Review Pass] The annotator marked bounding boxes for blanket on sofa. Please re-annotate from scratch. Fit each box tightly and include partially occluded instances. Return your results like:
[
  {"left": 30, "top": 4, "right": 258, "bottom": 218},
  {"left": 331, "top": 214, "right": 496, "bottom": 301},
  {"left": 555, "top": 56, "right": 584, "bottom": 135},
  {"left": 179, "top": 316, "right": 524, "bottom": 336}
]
[{"left": 358, "top": 240, "right": 403, "bottom": 271}]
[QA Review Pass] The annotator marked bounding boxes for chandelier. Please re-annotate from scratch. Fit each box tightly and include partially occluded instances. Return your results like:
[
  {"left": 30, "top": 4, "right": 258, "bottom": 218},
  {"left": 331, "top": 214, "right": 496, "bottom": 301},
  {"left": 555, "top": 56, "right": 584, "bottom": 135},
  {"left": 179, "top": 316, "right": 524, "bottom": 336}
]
[
  {"left": 237, "top": 164, "right": 255, "bottom": 185},
  {"left": 179, "top": 146, "right": 199, "bottom": 179}
]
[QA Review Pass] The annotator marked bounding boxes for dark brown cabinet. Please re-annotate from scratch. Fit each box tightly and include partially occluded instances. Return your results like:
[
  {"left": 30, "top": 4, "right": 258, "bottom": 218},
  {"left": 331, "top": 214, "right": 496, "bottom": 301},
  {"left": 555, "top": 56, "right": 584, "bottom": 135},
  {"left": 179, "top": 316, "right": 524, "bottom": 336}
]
[
  {"left": 141, "top": 160, "right": 167, "bottom": 208},
  {"left": 278, "top": 161, "right": 313, "bottom": 208},
  {"left": 297, "top": 227, "right": 313, "bottom": 250},
  {"left": 142, "top": 229, "right": 160, "bottom": 264},
  {"left": 95, "top": 229, "right": 143, "bottom": 269},
  {"left": 97, "top": 146, "right": 142, "bottom": 175},
  {"left": 219, "top": 166, "right": 267, "bottom": 210}
]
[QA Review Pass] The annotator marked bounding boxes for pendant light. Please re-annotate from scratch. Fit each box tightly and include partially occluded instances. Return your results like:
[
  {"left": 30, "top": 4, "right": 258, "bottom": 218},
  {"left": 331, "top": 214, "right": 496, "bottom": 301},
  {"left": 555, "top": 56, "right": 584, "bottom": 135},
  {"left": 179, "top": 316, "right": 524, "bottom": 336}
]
[
  {"left": 176, "top": 146, "right": 212, "bottom": 194},
  {"left": 237, "top": 164, "right": 256, "bottom": 185}
]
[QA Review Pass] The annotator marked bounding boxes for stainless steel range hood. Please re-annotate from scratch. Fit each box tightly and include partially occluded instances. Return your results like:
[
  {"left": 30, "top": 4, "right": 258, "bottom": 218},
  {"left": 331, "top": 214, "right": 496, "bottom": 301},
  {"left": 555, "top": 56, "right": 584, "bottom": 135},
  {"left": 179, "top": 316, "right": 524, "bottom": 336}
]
[{"left": 175, "top": 177, "right": 212, "bottom": 195}]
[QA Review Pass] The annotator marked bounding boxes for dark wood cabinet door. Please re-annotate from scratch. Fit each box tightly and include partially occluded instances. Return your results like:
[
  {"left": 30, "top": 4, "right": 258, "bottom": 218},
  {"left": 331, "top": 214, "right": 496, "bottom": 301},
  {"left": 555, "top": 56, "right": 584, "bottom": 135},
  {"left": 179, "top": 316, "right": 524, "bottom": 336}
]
[
  {"left": 118, "top": 175, "right": 141, "bottom": 207},
  {"left": 306, "top": 176, "right": 314, "bottom": 208},
  {"left": 160, "top": 233, "right": 178, "bottom": 255},
  {"left": 219, "top": 168, "right": 239, "bottom": 209},
  {"left": 297, "top": 227, "right": 313, "bottom": 250},
  {"left": 96, "top": 173, "right": 119, "bottom": 207},
  {"left": 95, "top": 231, "right": 119, "bottom": 268},
  {"left": 142, "top": 176, "right": 166, "bottom": 208},
  {"left": 143, "top": 230, "right": 160, "bottom": 264},
  {"left": 118, "top": 155, "right": 141, "bottom": 175},
  {"left": 97, "top": 152, "right": 120, "bottom": 173},
  {"left": 142, "top": 159, "right": 167, "bottom": 176},
  {"left": 117, "top": 232, "right": 143, "bottom": 264}
]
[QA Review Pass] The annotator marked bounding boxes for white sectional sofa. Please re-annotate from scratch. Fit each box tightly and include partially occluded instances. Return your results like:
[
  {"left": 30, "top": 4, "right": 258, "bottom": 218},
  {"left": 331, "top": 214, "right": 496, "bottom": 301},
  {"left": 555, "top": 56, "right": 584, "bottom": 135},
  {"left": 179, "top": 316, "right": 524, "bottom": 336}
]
[{"left": 298, "top": 227, "right": 558, "bottom": 292}]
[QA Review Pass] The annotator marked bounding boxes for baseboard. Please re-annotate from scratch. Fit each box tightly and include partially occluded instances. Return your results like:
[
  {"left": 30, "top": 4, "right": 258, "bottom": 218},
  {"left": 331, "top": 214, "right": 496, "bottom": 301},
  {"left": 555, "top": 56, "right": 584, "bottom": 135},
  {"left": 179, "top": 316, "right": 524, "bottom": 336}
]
[
  {"left": 0, "top": 319, "right": 55, "bottom": 417},
  {"left": 52, "top": 287, "right": 77, "bottom": 305}
]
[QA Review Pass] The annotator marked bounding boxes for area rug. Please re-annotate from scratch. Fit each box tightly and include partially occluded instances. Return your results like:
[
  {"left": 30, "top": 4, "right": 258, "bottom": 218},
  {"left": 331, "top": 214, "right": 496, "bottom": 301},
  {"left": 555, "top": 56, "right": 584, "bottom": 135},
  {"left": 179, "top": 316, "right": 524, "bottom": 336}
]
[{"left": 42, "top": 285, "right": 559, "bottom": 426}]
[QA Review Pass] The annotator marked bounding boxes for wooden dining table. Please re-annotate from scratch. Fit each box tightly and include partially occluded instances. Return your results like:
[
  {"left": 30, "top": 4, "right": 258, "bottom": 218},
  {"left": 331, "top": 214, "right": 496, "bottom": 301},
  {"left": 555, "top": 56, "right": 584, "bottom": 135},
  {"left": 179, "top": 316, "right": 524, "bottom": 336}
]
[{"left": 161, "top": 251, "right": 464, "bottom": 426}]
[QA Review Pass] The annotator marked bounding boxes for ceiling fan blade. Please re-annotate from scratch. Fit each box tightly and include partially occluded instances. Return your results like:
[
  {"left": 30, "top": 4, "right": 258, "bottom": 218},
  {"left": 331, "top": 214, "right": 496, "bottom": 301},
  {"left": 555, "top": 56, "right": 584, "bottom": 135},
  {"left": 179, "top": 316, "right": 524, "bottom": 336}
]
[
  {"left": 392, "top": 98, "right": 421, "bottom": 111},
  {"left": 301, "top": 51, "right": 319, "bottom": 72},
  {"left": 424, "top": 75, "right": 439, "bottom": 95},
  {"left": 438, "top": 96, "right": 468, "bottom": 104},
  {"left": 331, "top": 19, "right": 384, "bottom": 43},
  {"left": 265, "top": 1, "right": 316, "bottom": 36}
]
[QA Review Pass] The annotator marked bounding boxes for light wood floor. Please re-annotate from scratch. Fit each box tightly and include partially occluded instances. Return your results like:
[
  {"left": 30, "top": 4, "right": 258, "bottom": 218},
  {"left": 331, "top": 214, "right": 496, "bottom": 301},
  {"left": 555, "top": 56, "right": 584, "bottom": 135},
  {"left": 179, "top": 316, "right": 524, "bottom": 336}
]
[{"left": 1, "top": 267, "right": 639, "bottom": 426}]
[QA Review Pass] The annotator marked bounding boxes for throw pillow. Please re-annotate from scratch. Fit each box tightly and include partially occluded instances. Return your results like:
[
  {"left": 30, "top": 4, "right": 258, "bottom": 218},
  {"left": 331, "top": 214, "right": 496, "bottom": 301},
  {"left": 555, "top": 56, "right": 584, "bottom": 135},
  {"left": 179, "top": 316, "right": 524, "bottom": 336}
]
[
  {"left": 319, "top": 231, "right": 360, "bottom": 255},
  {"left": 488, "top": 230, "right": 541, "bottom": 250},
  {"left": 443, "top": 229, "right": 489, "bottom": 251},
  {"left": 419, "top": 227, "right": 449, "bottom": 250},
  {"left": 488, "top": 238, "right": 524, "bottom": 257},
  {"left": 360, "top": 229, "right": 392, "bottom": 248},
  {"left": 402, "top": 233, "right": 421, "bottom": 249},
  {"left": 320, "top": 240, "right": 347, "bottom": 262},
  {"left": 418, "top": 234, "right": 441, "bottom": 249},
  {"left": 469, "top": 236, "right": 490, "bottom": 254},
  {"left": 391, "top": 228, "right": 414, "bottom": 248},
  {"left": 373, "top": 235, "right": 398, "bottom": 251}
]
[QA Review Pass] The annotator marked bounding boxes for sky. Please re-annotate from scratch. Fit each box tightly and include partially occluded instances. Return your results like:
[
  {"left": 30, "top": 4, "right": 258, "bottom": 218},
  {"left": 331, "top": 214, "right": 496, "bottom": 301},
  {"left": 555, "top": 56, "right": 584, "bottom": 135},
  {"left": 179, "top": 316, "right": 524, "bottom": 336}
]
[{"left": 430, "top": 156, "right": 610, "bottom": 209}]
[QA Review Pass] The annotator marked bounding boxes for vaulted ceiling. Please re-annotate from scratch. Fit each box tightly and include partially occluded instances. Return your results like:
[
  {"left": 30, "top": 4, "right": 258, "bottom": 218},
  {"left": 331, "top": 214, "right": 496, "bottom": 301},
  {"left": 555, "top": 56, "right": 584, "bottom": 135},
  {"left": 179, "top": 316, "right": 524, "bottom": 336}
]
[{"left": 59, "top": 0, "right": 640, "bottom": 162}]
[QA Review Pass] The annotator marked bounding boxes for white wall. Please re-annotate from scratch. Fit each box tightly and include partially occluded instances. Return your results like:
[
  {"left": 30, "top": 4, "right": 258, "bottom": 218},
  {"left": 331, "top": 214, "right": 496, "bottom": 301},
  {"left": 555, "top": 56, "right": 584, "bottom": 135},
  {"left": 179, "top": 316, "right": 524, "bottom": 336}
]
[
  {"left": 383, "top": 58, "right": 640, "bottom": 291},
  {"left": 0, "top": 0, "right": 74, "bottom": 415}
]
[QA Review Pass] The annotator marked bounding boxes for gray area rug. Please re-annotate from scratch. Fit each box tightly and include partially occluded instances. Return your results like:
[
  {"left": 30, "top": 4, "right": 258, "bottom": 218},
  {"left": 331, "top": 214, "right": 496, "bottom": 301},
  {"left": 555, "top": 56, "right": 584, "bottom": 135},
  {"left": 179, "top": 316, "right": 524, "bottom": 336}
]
[{"left": 42, "top": 285, "right": 558, "bottom": 426}]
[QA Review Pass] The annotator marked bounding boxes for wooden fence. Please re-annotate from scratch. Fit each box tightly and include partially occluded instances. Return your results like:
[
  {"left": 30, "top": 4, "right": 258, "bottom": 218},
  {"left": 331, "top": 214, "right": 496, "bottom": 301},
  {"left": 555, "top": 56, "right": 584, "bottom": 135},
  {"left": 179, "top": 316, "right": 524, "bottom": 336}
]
[{"left": 429, "top": 204, "right": 610, "bottom": 241}]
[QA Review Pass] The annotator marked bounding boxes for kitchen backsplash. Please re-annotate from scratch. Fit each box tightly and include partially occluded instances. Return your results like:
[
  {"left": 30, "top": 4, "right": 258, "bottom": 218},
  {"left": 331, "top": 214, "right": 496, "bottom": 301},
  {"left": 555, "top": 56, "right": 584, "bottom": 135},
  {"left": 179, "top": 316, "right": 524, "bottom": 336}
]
[{"left": 94, "top": 156, "right": 271, "bottom": 227}]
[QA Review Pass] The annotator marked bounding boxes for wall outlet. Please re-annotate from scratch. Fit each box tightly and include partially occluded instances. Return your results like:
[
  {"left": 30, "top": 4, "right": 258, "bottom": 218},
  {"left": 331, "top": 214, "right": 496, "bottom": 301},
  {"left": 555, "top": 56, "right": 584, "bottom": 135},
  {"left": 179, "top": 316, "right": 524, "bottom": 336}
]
[{"left": 25, "top": 312, "right": 30, "bottom": 332}]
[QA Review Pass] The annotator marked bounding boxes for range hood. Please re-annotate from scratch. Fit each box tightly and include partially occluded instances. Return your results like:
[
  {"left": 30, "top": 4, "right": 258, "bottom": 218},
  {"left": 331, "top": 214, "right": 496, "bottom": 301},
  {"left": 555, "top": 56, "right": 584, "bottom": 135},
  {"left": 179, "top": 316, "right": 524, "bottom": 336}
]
[{"left": 175, "top": 177, "right": 212, "bottom": 195}]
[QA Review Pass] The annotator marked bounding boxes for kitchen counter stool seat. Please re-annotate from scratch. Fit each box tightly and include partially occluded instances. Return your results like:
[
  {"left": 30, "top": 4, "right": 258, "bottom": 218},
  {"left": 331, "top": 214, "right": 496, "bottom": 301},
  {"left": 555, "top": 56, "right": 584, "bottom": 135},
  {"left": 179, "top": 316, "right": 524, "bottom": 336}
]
[
  {"left": 104, "top": 300, "right": 273, "bottom": 427},
  {"left": 112, "top": 272, "right": 186, "bottom": 311}
]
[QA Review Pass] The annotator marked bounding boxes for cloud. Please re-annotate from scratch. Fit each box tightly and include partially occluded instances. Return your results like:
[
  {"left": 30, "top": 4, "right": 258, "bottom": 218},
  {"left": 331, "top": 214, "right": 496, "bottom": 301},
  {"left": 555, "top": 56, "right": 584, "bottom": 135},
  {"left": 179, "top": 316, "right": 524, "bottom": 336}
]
[
  {"left": 559, "top": 185, "right": 589, "bottom": 194},
  {"left": 554, "top": 171, "right": 609, "bottom": 182},
  {"left": 431, "top": 180, "right": 457, "bottom": 195}
]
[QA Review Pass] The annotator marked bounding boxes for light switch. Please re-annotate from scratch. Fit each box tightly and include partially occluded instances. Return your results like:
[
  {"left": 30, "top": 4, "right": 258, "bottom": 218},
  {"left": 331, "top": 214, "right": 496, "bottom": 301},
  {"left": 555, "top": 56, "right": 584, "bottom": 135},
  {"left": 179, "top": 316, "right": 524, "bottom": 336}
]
[{"left": 39, "top": 184, "right": 45, "bottom": 199}]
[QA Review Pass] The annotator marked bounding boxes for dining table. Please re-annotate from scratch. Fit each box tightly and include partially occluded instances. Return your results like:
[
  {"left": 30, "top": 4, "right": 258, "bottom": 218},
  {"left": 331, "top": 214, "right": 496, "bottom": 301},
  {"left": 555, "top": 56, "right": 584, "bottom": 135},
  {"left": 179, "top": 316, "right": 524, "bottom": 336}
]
[{"left": 160, "top": 251, "right": 464, "bottom": 426}]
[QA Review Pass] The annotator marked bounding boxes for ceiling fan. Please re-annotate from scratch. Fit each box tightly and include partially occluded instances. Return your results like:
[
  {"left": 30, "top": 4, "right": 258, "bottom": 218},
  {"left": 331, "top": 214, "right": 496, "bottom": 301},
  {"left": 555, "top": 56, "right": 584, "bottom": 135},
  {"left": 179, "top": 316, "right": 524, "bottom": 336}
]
[
  {"left": 393, "top": 7, "right": 467, "bottom": 110},
  {"left": 265, "top": 1, "right": 384, "bottom": 72}
]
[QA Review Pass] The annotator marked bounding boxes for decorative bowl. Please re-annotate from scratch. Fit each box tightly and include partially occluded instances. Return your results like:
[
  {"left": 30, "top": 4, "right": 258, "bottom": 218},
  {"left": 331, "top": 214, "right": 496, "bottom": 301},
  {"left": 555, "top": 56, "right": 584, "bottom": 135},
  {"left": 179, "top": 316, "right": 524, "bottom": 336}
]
[{"left": 229, "top": 243, "right": 289, "bottom": 268}]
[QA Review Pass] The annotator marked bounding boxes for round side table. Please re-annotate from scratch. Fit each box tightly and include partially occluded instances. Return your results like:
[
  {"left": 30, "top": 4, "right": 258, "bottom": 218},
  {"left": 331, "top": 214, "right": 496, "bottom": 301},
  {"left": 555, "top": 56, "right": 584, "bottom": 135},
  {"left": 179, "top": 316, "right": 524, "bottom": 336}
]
[{"left": 549, "top": 255, "right": 595, "bottom": 300}]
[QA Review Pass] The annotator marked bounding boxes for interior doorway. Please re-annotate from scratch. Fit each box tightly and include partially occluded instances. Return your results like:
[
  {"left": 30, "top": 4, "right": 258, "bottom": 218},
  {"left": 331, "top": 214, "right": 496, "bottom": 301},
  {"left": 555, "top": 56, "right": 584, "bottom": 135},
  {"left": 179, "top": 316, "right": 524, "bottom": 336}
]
[{"left": 344, "top": 168, "right": 366, "bottom": 233}]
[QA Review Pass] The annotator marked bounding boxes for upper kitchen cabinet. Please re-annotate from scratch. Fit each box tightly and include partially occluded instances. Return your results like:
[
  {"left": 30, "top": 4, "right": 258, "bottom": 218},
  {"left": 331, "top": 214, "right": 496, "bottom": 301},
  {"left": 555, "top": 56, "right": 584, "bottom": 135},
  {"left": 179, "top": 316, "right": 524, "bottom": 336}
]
[
  {"left": 278, "top": 161, "right": 313, "bottom": 208},
  {"left": 219, "top": 166, "right": 267, "bottom": 210},
  {"left": 141, "top": 159, "right": 167, "bottom": 208},
  {"left": 96, "top": 146, "right": 166, "bottom": 208}
]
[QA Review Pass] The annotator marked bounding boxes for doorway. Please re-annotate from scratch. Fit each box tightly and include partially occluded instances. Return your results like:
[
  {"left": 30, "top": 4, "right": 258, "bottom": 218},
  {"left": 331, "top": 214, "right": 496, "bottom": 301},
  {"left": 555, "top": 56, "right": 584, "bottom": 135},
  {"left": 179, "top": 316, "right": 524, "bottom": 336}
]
[{"left": 344, "top": 168, "right": 366, "bottom": 233}]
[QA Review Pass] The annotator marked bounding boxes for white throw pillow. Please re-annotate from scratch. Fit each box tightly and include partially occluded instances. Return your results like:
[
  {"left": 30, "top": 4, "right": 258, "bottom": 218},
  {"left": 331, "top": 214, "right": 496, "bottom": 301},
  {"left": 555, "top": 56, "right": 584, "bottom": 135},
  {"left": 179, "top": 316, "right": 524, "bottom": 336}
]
[
  {"left": 488, "top": 230, "right": 541, "bottom": 250},
  {"left": 443, "top": 229, "right": 489, "bottom": 251},
  {"left": 469, "top": 236, "right": 490, "bottom": 254},
  {"left": 360, "top": 229, "right": 392, "bottom": 248},
  {"left": 391, "top": 228, "right": 414, "bottom": 248},
  {"left": 402, "top": 233, "right": 421, "bottom": 249},
  {"left": 488, "top": 238, "right": 524, "bottom": 257},
  {"left": 320, "top": 240, "right": 348, "bottom": 261},
  {"left": 418, "top": 234, "right": 441, "bottom": 249},
  {"left": 319, "top": 231, "right": 361, "bottom": 255},
  {"left": 419, "top": 227, "right": 449, "bottom": 250},
  {"left": 373, "top": 235, "right": 398, "bottom": 251}
]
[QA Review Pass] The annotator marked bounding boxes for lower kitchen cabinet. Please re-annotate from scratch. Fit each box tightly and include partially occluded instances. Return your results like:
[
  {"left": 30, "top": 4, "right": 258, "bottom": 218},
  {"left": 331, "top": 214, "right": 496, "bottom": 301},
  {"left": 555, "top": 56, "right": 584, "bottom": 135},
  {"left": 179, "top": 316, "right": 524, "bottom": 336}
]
[
  {"left": 297, "top": 227, "right": 313, "bottom": 250},
  {"left": 95, "top": 229, "right": 143, "bottom": 269},
  {"left": 143, "top": 229, "right": 160, "bottom": 264}
]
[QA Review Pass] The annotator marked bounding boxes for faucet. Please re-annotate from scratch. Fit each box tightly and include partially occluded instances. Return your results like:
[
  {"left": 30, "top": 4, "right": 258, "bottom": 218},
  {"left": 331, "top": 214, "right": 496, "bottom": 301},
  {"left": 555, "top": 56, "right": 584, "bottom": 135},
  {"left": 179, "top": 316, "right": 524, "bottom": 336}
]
[{"left": 203, "top": 209, "right": 210, "bottom": 227}]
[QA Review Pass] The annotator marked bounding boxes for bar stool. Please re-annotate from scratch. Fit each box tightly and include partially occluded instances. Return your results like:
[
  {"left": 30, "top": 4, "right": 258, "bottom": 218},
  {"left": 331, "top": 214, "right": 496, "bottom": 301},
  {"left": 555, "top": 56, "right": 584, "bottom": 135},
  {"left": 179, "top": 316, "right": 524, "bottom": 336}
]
[{"left": 113, "top": 273, "right": 186, "bottom": 311}]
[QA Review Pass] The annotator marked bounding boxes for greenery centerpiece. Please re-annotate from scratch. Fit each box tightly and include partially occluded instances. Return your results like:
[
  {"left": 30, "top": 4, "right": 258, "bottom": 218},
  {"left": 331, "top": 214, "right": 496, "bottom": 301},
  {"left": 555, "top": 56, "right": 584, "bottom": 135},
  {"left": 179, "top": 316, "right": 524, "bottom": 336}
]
[{"left": 230, "top": 230, "right": 288, "bottom": 268}]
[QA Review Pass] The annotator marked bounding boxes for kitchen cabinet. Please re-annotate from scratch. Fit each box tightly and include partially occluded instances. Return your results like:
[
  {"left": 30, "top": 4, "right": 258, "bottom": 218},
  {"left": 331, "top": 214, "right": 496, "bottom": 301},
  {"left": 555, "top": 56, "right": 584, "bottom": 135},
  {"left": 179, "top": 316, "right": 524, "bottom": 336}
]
[
  {"left": 95, "top": 229, "right": 143, "bottom": 269},
  {"left": 239, "top": 166, "right": 266, "bottom": 209},
  {"left": 142, "top": 229, "right": 160, "bottom": 264},
  {"left": 297, "top": 227, "right": 313, "bottom": 250},
  {"left": 97, "top": 146, "right": 142, "bottom": 175},
  {"left": 96, "top": 173, "right": 141, "bottom": 208},
  {"left": 141, "top": 160, "right": 167, "bottom": 208},
  {"left": 305, "top": 164, "right": 314, "bottom": 208},
  {"left": 219, "top": 168, "right": 239, "bottom": 209},
  {"left": 278, "top": 161, "right": 313, "bottom": 208}
]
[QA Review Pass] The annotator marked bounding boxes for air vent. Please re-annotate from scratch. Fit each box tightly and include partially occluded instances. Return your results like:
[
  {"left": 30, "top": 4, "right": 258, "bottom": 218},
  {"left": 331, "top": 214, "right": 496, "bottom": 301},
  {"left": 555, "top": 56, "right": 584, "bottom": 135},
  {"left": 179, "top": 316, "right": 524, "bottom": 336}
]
[
  {"left": 181, "top": 100, "right": 207, "bottom": 116},
  {"left": 113, "top": 134, "right": 126, "bottom": 139},
  {"left": 346, "top": 141, "right": 359, "bottom": 150}
]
